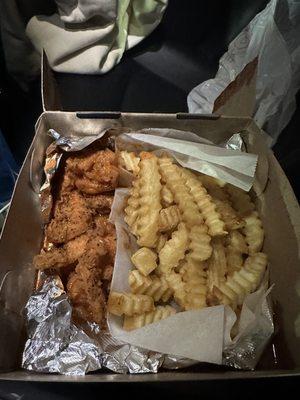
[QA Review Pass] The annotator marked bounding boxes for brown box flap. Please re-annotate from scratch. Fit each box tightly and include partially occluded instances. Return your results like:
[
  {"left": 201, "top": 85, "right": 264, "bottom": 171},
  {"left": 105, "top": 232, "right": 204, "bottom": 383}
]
[
  {"left": 42, "top": 51, "right": 62, "bottom": 112},
  {"left": 41, "top": 52, "right": 257, "bottom": 116},
  {"left": 213, "top": 58, "right": 257, "bottom": 117}
]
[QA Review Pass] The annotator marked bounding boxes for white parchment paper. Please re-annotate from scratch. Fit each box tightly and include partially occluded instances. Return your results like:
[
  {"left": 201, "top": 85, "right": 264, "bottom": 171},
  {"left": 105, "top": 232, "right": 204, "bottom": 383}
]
[
  {"left": 108, "top": 188, "right": 272, "bottom": 364},
  {"left": 107, "top": 130, "right": 272, "bottom": 364},
  {"left": 116, "top": 131, "right": 258, "bottom": 191}
]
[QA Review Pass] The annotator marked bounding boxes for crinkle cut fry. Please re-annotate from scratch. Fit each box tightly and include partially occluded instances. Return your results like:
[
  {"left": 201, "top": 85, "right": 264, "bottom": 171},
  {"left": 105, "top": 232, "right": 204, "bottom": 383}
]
[
  {"left": 158, "top": 157, "right": 203, "bottom": 227},
  {"left": 108, "top": 292, "right": 154, "bottom": 316},
  {"left": 243, "top": 211, "right": 264, "bottom": 254},
  {"left": 227, "top": 230, "right": 248, "bottom": 254},
  {"left": 124, "top": 179, "right": 140, "bottom": 236},
  {"left": 213, "top": 198, "right": 244, "bottom": 231},
  {"left": 165, "top": 271, "right": 186, "bottom": 308},
  {"left": 198, "top": 174, "right": 226, "bottom": 190},
  {"left": 207, "top": 238, "right": 227, "bottom": 293},
  {"left": 214, "top": 252, "right": 268, "bottom": 308},
  {"left": 123, "top": 305, "right": 176, "bottom": 330},
  {"left": 166, "top": 258, "right": 207, "bottom": 311},
  {"left": 180, "top": 169, "right": 227, "bottom": 237},
  {"left": 131, "top": 247, "right": 157, "bottom": 276},
  {"left": 198, "top": 175, "right": 244, "bottom": 230},
  {"left": 161, "top": 185, "right": 174, "bottom": 207},
  {"left": 135, "top": 152, "right": 162, "bottom": 247},
  {"left": 158, "top": 222, "right": 189, "bottom": 275},
  {"left": 226, "top": 231, "right": 248, "bottom": 276},
  {"left": 159, "top": 205, "right": 181, "bottom": 232},
  {"left": 179, "top": 257, "right": 207, "bottom": 310},
  {"left": 129, "top": 270, "right": 173, "bottom": 302},
  {"left": 225, "top": 184, "right": 255, "bottom": 216},
  {"left": 118, "top": 151, "right": 140, "bottom": 175},
  {"left": 188, "top": 224, "right": 212, "bottom": 262},
  {"left": 226, "top": 247, "right": 244, "bottom": 276},
  {"left": 156, "top": 234, "right": 168, "bottom": 253}
]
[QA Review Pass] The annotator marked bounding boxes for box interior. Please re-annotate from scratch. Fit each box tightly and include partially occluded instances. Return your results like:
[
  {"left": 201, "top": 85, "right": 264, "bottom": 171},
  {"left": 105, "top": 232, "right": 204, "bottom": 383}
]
[{"left": 0, "top": 111, "right": 300, "bottom": 381}]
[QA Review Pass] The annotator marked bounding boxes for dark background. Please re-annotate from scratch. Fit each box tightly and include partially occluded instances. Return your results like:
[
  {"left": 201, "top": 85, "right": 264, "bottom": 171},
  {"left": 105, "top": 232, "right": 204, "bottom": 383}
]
[
  {"left": 0, "top": 0, "right": 300, "bottom": 397},
  {"left": 1, "top": 0, "right": 299, "bottom": 200}
]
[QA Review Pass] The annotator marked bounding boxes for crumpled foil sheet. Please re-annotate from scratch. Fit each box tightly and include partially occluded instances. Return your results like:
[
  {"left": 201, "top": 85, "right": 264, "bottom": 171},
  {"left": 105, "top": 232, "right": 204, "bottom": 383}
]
[
  {"left": 39, "top": 143, "right": 63, "bottom": 223},
  {"left": 223, "top": 288, "right": 274, "bottom": 370},
  {"left": 22, "top": 275, "right": 189, "bottom": 374},
  {"left": 224, "top": 133, "right": 246, "bottom": 152},
  {"left": 22, "top": 128, "right": 273, "bottom": 375}
]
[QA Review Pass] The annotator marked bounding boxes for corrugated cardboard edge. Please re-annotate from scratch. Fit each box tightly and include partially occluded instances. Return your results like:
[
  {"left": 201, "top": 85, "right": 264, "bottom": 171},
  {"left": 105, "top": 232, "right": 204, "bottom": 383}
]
[
  {"left": 213, "top": 58, "right": 258, "bottom": 117},
  {"left": 42, "top": 51, "right": 62, "bottom": 112}
]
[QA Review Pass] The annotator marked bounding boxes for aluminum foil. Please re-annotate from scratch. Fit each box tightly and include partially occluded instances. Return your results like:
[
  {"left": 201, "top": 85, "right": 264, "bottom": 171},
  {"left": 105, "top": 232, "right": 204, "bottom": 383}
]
[
  {"left": 48, "top": 128, "right": 112, "bottom": 152},
  {"left": 22, "top": 275, "right": 167, "bottom": 374},
  {"left": 223, "top": 286, "right": 274, "bottom": 370},
  {"left": 224, "top": 133, "right": 246, "bottom": 152},
  {"left": 22, "top": 128, "right": 273, "bottom": 375},
  {"left": 38, "top": 143, "right": 63, "bottom": 223}
]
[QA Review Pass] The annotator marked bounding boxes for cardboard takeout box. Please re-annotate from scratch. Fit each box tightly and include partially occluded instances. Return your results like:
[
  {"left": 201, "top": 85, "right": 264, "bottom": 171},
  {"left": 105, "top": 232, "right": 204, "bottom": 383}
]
[{"left": 0, "top": 56, "right": 300, "bottom": 382}]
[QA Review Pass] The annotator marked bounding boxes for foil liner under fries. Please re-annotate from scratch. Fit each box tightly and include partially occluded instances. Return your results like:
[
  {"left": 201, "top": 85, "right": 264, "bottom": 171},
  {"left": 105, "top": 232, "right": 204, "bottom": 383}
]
[{"left": 22, "top": 128, "right": 274, "bottom": 374}]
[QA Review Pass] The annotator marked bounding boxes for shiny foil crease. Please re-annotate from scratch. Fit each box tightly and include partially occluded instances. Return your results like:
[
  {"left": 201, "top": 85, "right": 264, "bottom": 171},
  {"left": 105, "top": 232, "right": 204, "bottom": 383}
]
[
  {"left": 223, "top": 288, "right": 274, "bottom": 370},
  {"left": 39, "top": 143, "right": 63, "bottom": 223},
  {"left": 22, "top": 275, "right": 186, "bottom": 374},
  {"left": 23, "top": 129, "right": 273, "bottom": 375}
]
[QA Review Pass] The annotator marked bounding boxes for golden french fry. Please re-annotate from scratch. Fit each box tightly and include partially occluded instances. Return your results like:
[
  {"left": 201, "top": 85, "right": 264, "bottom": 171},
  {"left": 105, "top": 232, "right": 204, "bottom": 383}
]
[
  {"left": 129, "top": 270, "right": 173, "bottom": 302},
  {"left": 108, "top": 292, "right": 154, "bottom": 316},
  {"left": 244, "top": 252, "right": 268, "bottom": 279},
  {"left": 123, "top": 305, "right": 176, "bottom": 331},
  {"left": 145, "top": 275, "right": 173, "bottom": 302},
  {"left": 129, "top": 269, "right": 152, "bottom": 294},
  {"left": 198, "top": 175, "right": 244, "bottom": 230},
  {"left": 179, "top": 257, "right": 207, "bottom": 310},
  {"left": 131, "top": 247, "right": 157, "bottom": 276},
  {"left": 243, "top": 211, "right": 264, "bottom": 254},
  {"left": 198, "top": 177, "right": 230, "bottom": 229},
  {"left": 226, "top": 231, "right": 248, "bottom": 254},
  {"left": 159, "top": 205, "right": 181, "bottom": 232},
  {"left": 225, "top": 231, "right": 248, "bottom": 275},
  {"left": 158, "top": 158, "right": 203, "bottom": 227},
  {"left": 226, "top": 247, "right": 244, "bottom": 276},
  {"left": 161, "top": 185, "right": 174, "bottom": 207},
  {"left": 213, "top": 199, "right": 244, "bottom": 231},
  {"left": 165, "top": 271, "right": 186, "bottom": 308},
  {"left": 180, "top": 257, "right": 207, "bottom": 283},
  {"left": 158, "top": 222, "right": 189, "bottom": 274},
  {"left": 166, "top": 257, "right": 208, "bottom": 310},
  {"left": 134, "top": 152, "right": 162, "bottom": 247},
  {"left": 124, "top": 180, "right": 140, "bottom": 235},
  {"left": 214, "top": 252, "right": 267, "bottom": 308},
  {"left": 198, "top": 176, "right": 244, "bottom": 231},
  {"left": 184, "top": 288, "right": 207, "bottom": 310},
  {"left": 180, "top": 169, "right": 227, "bottom": 237},
  {"left": 156, "top": 234, "right": 168, "bottom": 253},
  {"left": 118, "top": 151, "right": 140, "bottom": 175},
  {"left": 207, "top": 239, "right": 227, "bottom": 292},
  {"left": 226, "top": 184, "right": 255, "bottom": 216},
  {"left": 198, "top": 174, "right": 226, "bottom": 189},
  {"left": 188, "top": 224, "right": 212, "bottom": 261}
]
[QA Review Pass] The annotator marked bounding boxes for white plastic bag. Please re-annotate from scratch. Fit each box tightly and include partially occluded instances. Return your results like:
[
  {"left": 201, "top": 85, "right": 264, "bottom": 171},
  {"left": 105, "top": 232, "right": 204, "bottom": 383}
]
[{"left": 188, "top": 0, "right": 300, "bottom": 145}]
